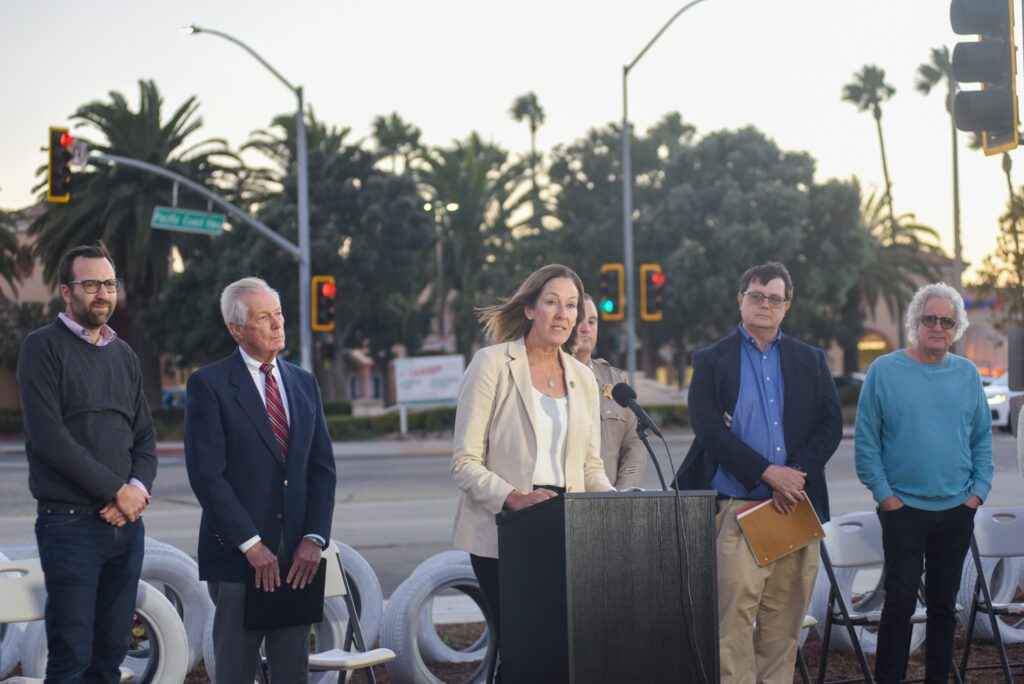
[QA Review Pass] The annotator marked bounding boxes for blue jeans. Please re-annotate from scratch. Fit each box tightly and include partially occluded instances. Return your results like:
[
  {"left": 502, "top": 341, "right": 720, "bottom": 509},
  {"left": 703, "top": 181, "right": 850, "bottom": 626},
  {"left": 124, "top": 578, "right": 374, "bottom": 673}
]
[
  {"left": 35, "top": 509, "right": 145, "bottom": 684},
  {"left": 874, "top": 503, "right": 975, "bottom": 684}
]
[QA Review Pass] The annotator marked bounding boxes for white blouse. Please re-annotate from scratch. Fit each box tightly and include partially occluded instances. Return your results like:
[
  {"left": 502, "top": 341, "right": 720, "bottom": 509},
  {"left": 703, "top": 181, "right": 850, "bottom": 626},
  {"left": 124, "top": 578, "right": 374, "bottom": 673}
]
[{"left": 531, "top": 387, "right": 568, "bottom": 487}]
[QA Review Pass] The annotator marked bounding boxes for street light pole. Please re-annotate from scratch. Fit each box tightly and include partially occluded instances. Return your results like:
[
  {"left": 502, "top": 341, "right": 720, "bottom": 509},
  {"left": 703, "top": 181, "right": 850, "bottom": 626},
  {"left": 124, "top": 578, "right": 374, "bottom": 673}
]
[
  {"left": 181, "top": 24, "right": 313, "bottom": 372},
  {"left": 621, "top": 0, "right": 709, "bottom": 384}
]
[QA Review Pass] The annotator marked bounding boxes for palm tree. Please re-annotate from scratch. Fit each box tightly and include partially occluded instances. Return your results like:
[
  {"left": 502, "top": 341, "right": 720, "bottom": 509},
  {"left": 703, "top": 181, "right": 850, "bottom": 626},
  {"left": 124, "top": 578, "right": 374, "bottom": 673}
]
[
  {"left": 418, "top": 134, "right": 528, "bottom": 353},
  {"left": 916, "top": 46, "right": 964, "bottom": 296},
  {"left": 843, "top": 66, "right": 898, "bottom": 227},
  {"left": 840, "top": 190, "right": 941, "bottom": 368},
  {"left": 509, "top": 92, "right": 546, "bottom": 232},
  {"left": 371, "top": 112, "right": 422, "bottom": 176},
  {"left": 0, "top": 209, "right": 24, "bottom": 293},
  {"left": 28, "top": 79, "right": 235, "bottom": 404}
]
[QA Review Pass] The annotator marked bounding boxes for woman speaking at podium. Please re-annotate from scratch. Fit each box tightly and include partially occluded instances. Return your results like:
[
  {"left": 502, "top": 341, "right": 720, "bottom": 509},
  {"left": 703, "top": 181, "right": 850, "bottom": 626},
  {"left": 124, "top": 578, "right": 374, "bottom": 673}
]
[{"left": 450, "top": 264, "right": 614, "bottom": 673}]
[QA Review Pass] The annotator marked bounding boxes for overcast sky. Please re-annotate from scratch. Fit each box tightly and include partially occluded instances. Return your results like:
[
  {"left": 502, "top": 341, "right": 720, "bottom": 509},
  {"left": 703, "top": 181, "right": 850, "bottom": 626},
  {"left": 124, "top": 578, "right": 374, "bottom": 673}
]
[{"left": 1, "top": 0, "right": 1016, "bottom": 278}]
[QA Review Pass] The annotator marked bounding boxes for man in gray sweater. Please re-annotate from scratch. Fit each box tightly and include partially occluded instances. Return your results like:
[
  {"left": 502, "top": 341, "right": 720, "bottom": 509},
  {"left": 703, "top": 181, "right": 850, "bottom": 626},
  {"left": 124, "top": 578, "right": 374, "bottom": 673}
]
[{"left": 17, "top": 243, "right": 157, "bottom": 683}]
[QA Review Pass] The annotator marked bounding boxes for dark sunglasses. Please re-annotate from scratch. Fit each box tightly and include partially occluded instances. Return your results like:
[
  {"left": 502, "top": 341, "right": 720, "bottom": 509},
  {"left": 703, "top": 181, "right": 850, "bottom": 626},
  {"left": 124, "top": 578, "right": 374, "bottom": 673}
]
[{"left": 919, "top": 315, "right": 956, "bottom": 330}]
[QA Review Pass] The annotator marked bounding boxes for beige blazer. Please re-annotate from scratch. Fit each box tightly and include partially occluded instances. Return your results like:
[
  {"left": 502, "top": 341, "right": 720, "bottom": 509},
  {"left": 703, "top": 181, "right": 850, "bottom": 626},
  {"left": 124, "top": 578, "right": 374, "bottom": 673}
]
[{"left": 451, "top": 337, "right": 614, "bottom": 558}]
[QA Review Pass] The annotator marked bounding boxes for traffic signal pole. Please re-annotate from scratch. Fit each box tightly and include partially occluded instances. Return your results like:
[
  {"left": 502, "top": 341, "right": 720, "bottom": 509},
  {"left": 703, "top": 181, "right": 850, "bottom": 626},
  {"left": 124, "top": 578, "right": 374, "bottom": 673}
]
[{"left": 621, "top": 0, "right": 709, "bottom": 385}]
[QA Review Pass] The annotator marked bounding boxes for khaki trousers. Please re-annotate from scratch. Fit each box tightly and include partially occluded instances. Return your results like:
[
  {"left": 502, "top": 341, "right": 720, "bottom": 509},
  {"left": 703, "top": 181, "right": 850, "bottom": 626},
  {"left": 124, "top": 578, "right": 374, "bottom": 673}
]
[{"left": 716, "top": 498, "right": 820, "bottom": 684}]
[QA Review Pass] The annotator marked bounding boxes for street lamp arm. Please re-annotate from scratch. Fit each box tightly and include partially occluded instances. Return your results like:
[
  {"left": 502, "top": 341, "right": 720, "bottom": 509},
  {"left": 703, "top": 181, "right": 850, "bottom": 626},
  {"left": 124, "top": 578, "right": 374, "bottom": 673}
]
[
  {"left": 186, "top": 24, "right": 298, "bottom": 94},
  {"left": 625, "top": 0, "right": 710, "bottom": 74},
  {"left": 90, "top": 151, "right": 301, "bottom": 259}
]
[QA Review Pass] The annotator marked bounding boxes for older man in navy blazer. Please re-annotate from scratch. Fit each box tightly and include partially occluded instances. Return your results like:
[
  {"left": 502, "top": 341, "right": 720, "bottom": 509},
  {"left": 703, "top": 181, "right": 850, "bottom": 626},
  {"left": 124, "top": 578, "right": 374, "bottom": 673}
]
[
  {"left": 185, "top": 277, "right": 336, "bottom": 684},
  {"left": 675, "top": 262, "right": 842, "bottom": 684}
]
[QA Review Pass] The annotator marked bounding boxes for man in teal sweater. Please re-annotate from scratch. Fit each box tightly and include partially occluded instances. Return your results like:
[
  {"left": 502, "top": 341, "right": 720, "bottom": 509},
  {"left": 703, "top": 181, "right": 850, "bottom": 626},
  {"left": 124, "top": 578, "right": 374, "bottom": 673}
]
[{"left": 855, "top": 282, "right": 992, "bottom": 684}]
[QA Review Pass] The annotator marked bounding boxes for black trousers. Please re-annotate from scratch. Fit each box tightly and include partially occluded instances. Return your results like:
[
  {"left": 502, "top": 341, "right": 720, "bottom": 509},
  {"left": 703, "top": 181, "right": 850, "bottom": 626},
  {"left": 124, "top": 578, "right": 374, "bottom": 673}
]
[{"left": 874, "top": 503, "right": 976, "bottom": 684}]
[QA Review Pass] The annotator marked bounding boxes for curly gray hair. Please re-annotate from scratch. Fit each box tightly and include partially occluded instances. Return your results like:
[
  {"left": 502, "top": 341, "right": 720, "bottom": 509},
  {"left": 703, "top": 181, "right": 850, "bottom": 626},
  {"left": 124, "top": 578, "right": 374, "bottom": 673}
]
[
  {"left": 220, "top": 277, "right": 280, "bottom": 329},
  {"left": 905, "top": 282, "right": 969, "bottom": 346}
]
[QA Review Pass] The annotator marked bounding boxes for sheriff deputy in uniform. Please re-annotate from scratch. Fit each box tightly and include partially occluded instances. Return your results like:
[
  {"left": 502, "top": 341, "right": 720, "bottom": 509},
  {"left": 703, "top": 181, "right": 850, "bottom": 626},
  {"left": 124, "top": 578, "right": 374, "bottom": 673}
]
[{"left": 571, "top": 294, "right": 646, "bottom": 488}]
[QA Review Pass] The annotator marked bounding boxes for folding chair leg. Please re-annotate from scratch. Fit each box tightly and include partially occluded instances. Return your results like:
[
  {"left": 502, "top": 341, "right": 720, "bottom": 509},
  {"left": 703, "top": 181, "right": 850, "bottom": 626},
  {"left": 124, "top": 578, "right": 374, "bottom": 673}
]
[
  {"left": 973, "top": 543, "right": 1014, "bottom": 684},
  {"left": 796, "top": 643, "right": 812, "bottom": 684},
  {"left": 959, "top": 585, "right": 979, "bottom": 679},
  {"left": 816, "top": 604, "right": 834, "bottom": 684},
  {"left": 335, "top": 554, "right": 379, "bottom": 684}
]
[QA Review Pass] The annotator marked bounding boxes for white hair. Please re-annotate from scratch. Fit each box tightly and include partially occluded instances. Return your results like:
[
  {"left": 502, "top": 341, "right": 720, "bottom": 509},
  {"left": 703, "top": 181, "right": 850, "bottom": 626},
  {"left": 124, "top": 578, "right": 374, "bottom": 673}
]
[
  {"left": 220, "top": 277, "right": 280, "bottom": 329},
  {"left": 905, "top": 282, "right": 969, "bottom": 346}
]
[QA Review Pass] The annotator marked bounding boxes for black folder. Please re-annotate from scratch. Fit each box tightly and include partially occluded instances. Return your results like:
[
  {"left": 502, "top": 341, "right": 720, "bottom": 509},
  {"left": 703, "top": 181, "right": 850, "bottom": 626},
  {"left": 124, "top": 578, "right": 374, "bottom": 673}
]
[{"left": 243, "top": 558, "right": 327, "bottom": 631}]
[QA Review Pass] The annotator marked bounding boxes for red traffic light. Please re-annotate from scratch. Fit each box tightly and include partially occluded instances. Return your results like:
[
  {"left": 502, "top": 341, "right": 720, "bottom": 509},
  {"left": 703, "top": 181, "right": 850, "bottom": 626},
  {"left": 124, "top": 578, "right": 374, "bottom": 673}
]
[
  {"left": 321, "top": 281, "right": 337, "bottom": 298},
  {"left": 59, "top": 132, "right": 74, "bottom": 148},
  {"left": 651, "top": 272, "right": 667, "bottom": 287}
]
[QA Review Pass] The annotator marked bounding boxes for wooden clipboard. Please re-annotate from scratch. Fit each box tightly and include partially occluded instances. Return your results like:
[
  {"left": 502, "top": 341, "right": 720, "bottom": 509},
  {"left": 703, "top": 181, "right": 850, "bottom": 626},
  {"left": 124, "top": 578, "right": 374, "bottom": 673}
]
[{"left": 735, "top": 496, "right": 825, "bottom": 567}]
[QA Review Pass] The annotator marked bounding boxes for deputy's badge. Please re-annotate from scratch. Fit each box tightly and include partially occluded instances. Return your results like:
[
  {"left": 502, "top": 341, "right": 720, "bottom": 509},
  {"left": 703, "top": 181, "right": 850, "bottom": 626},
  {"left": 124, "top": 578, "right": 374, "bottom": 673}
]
[{"left": 602, "top": 383, "right": 614, "bottom": 399}]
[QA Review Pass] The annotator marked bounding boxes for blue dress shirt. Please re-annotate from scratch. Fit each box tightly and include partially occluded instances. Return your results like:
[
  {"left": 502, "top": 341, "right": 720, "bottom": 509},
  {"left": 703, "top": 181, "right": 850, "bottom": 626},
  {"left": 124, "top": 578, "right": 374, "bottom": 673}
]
[{"left": 710, "top": 324, "right": 787, "bottom": 499}]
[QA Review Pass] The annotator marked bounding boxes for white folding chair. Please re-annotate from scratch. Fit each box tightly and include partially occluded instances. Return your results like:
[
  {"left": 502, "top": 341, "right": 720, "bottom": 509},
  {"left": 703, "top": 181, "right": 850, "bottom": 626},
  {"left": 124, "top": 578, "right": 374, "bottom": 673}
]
[
  {"left": 816, "top": 512, "right": 886, "bottom": 684},
  {"left": 0, "top": 557, "right": 135, "bottom": 684},
  {"left": 0, "top": 557, "right": 46, "bottom": 684},
  {"left": 958, "top": 506, "right": 1024, "bottom": 683},
  {"left": 310, "top": 543, "right": 396, "bottom": 679}
]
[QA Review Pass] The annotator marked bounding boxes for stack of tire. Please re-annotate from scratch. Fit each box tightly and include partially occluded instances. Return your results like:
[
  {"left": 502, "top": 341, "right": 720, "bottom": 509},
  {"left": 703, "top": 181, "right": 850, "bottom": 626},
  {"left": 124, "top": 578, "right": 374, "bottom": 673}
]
[
  {"left": 381, "top": 550, "right": 494, "bottom": 684},
  {"left": 0, "top": 538, "right": 205, "bottom": 683}
]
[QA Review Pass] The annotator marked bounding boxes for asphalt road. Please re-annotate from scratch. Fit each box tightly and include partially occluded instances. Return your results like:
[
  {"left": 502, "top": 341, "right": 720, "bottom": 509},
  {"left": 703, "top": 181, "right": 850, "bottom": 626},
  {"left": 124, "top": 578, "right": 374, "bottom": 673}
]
[{"left": 1, "top": 430, "right": 1021, "bottom": 596}]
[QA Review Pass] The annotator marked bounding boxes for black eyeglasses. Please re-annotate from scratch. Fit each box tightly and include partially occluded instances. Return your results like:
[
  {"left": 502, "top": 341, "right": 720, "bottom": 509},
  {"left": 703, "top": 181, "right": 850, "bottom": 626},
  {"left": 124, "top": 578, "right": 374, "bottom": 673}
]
[
  {"left": 64, "top": 279, "right": 122, "bottom": 294},
  {"left": 742, "top": 291, "right": 789, "bottom": 308},
  {"left": 919, "top": 315, "right": 956, "bottom": 330}
]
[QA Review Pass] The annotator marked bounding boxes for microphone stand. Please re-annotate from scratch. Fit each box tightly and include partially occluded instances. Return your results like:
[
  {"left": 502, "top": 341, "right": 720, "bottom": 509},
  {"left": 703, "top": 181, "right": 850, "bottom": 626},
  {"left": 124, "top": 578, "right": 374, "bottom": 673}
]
[{"left": 636, "top": 422, "right": 668, "bottom": 491}]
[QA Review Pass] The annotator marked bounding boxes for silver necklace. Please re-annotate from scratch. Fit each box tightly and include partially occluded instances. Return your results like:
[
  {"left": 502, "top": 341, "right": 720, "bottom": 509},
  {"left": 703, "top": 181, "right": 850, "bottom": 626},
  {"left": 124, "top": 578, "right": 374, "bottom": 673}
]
[{"left": 547, "top": 377, "right": 556, "bottom": 389}]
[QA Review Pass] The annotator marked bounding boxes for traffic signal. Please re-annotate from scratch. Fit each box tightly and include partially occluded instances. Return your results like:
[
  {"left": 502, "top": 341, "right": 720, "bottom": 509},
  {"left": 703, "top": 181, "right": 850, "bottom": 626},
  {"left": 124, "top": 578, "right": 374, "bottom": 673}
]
[
  {"left": 47, "top": 127, "right": 73, "bottom": 203},
  {"left": 640, "top": 263, "right": 672, "bottom": 322},
  {"left": 951, "top": 0, "right": 1019, "bottom": 155},
  {"left": 598, "top": 263, "right": 624, "bottom": 321},
  {"left": 311, "top": 275, "right": 336, "bottom": 332}
]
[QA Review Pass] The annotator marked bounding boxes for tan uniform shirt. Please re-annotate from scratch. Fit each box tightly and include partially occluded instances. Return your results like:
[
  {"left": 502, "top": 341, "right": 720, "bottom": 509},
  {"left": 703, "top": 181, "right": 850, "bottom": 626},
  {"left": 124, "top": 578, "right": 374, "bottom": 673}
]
[{"left": 589, "top": 358, "right": 646, "bottom": 489}]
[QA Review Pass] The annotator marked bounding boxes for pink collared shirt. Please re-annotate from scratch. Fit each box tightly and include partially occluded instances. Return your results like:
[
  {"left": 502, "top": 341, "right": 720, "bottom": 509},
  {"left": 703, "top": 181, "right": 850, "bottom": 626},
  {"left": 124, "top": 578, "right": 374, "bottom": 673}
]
[{"left": 58, "top": 313, "right": 117, "bottom": 346}]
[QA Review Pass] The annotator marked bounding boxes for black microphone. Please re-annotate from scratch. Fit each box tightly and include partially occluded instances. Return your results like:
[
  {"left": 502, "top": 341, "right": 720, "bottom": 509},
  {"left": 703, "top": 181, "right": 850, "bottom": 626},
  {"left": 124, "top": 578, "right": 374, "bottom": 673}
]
[{"left": 611, "top": 382, "right": 663, "bottom": 438}]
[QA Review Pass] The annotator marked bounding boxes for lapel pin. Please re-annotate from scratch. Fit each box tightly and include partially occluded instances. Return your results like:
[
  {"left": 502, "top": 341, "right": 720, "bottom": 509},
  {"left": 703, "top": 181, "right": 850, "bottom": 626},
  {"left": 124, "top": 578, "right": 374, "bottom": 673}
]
[{"left": 569, "top": 380, "right": 575, "bottom": 389}]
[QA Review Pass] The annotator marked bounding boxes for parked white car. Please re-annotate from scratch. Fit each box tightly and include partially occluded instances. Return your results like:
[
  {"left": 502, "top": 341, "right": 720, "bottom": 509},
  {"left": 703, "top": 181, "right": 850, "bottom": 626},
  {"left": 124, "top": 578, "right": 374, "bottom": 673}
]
[{"left": 985, "top": 374, "right": 1024, "bottom": 432}]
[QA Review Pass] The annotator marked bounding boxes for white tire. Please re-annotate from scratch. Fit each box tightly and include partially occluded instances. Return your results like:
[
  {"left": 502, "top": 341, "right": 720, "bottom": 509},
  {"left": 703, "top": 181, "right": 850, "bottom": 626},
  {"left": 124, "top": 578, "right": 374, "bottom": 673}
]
[
  {"left": 21, "top": 580, "right": 189, "bottom": 683},
  {"left": 0, "top": 544, "right": 39, "bottom": 560},
  {"left": 143, "top": 537, "right": 183, "bottom": 557},
  {"left": 141, "top": 544, "right": 212, "bottom": 670},
  {"left": 0, "top": 550, "right": 27, "bottom": 678},
  {"left": 411, "top": 550, "right": 471, "bottom": 577},
  {"left": 807, "top": 559, "right": 925, "bottom": 655},
  {"left": 407, "top": 551, "right": 485, "bottom": 665},
  {"left": 957, "top": 555, "right": 1024, "bottom": 644},
  {"left": 381, "top": 563, "right": 493, "bottom": 684}
]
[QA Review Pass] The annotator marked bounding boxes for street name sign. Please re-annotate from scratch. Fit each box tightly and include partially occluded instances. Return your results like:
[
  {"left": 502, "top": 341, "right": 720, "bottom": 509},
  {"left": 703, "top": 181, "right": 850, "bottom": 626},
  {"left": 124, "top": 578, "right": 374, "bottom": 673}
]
[{"left": 150, "top": 206, "right": 225, "bottom": 235}]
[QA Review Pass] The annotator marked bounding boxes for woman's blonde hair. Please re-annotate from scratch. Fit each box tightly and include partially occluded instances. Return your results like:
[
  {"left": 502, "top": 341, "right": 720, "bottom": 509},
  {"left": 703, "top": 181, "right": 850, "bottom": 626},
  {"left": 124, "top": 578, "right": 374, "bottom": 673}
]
[{"left": 477, "top": 264, "right": 586, "bottom": 347}]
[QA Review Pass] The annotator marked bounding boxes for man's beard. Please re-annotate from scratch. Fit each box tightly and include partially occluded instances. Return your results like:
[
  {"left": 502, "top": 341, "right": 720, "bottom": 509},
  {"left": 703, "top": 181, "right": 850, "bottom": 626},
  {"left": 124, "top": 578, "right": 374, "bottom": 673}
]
[{"left": 71, "top": 297, "right": 114, "bottom": 328}]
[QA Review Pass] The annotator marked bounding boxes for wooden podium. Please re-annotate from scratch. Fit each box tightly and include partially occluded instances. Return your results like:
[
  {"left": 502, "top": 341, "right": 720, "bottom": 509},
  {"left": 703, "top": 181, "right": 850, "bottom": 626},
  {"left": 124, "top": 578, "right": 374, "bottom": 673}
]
[{"left": 496, "top": 491, "right": 719, "bottom": 683}]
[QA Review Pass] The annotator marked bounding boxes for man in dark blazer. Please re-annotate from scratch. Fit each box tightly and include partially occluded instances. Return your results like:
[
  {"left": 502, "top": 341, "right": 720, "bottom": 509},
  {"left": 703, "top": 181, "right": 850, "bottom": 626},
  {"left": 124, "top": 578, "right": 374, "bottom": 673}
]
[
  {"left": 675, "top": 262, "right": 842, "bottom": 684},
  {"left": 185, "top": 277, "right": 336, "bottom": 684}
]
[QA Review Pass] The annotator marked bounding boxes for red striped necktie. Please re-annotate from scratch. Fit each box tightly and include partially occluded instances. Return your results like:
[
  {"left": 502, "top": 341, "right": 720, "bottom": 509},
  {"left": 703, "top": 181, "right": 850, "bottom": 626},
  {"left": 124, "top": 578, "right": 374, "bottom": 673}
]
[{"left": 259, "top": 363, "right": 290, "bottom": 460}]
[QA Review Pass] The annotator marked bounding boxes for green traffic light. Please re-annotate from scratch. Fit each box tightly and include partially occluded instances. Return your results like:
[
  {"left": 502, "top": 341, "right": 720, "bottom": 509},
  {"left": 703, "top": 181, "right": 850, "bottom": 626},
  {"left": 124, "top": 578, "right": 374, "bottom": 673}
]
[{"left": 599, "top": 298, "right": 615, "bottom": 313}]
